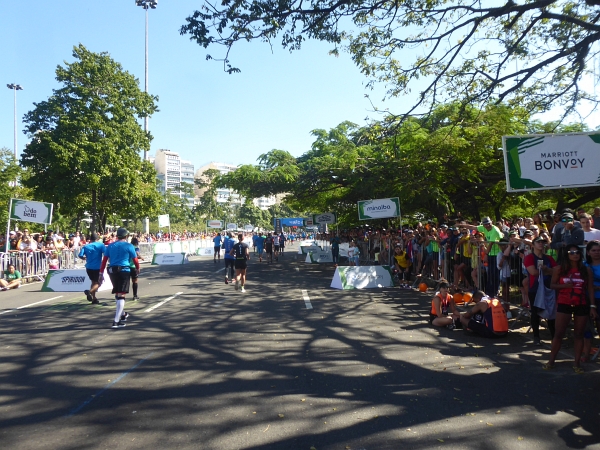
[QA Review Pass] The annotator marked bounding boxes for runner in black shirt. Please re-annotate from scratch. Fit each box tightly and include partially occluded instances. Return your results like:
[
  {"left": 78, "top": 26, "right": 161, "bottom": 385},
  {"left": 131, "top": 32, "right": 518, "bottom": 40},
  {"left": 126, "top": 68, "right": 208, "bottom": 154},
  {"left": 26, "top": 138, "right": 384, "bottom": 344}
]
[
  {"left": 230, "top": 233, "right": 250, "bottom": 292},
  {"left": 265, "top": 232, "right": 274, "bottom": 263}
]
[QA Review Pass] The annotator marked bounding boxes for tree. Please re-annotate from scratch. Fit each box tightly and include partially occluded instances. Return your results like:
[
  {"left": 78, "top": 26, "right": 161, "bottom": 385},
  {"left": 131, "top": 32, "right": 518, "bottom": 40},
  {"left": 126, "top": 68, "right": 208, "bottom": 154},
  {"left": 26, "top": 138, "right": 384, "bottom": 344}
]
[
  {"left": 21, "top": 44, "right": 161, "bottom": 232},
  {"left": 0, "top": 148, "right": 27, "bottom": 225},
  {"left": 181, "top": 0, "right": 600, "bottom": 122}
]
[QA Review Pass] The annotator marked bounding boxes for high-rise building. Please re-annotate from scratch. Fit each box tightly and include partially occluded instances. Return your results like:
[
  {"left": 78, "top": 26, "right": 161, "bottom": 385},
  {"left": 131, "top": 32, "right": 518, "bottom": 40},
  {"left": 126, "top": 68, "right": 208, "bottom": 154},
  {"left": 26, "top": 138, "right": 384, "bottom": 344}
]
[
  {"left": 195, "top": 162, "right": 278, "bottom": 210},
  {"left": 153, "top": 149, "right": 196, "bottom": 207}
]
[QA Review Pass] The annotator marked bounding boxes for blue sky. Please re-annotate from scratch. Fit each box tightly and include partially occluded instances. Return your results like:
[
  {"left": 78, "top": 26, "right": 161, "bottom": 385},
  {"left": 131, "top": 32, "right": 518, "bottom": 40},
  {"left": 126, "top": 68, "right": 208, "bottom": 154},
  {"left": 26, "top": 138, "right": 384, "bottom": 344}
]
[
  {"left": 0, "top": 0, "right": 395, "bottom": 171},
  {"left": 2, "top": 1, "right": 597, "bottom": 175}
]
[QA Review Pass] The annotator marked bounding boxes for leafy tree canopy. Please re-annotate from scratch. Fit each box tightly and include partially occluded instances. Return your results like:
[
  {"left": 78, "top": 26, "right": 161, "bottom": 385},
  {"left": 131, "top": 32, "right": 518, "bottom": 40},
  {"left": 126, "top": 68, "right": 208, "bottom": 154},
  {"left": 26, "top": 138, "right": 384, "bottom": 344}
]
[
  {"left": 20, "top": 45, "right": 161, "bottom": 232},
  {"left": 181, "top": 0, "right": 600, "bottom": 122}
]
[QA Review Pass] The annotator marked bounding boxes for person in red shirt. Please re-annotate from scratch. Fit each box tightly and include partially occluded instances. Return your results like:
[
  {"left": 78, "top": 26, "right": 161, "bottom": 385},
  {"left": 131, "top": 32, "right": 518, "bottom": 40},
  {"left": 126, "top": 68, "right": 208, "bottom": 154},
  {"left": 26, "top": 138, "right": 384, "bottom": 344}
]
[{"left": 545, "top": 244, "right": 597, "bottom": 373}]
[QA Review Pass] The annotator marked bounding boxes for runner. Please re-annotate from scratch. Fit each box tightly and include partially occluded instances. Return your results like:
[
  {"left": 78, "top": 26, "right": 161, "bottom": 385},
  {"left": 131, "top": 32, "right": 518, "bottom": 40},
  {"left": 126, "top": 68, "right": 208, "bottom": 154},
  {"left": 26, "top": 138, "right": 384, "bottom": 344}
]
[
  {"left": 274, "top": 233, "right": 280, "bottom": 261},
  {"left": 79, "top": 232, "right": 104, "bottom": 304},
  {"left": 129, "top": 236, "right": 144, "bottom": 300},
  {"left": 231, "top": 233, "right": 250, "bottom": 292},
  {"left": 265, "top": 232, "right": 274, "bottom": 263},
  {"left": 278, "top": 232, "right": 286, "bottom": 257},
  {"left": 256, "top": 232, "right": 265, "bottom": 262},
  {"left": 223, "top": 232, "right": 236, "bottom": 284},
  {"left": 213, "top": 232, "right": 223, "bottom": 263},
  {"left": 99, "top": 228, "right": 139, "bottom": 329}
]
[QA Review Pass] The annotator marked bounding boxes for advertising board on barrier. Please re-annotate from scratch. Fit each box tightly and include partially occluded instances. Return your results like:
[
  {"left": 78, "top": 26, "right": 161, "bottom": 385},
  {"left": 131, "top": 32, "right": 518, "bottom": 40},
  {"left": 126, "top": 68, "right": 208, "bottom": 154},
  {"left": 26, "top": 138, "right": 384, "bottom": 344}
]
[
  {"left": 503, "top": 132, "right": 600, "bottom": 191},
  {"left": 358, "top": 198, "right": 400, "bottom": 220},
  {"left": 244, "top": 224, "right": 254, "bottom": 232},
  {"left": 208, "top": 220, "right": 224, "bottom": 228},
  {"left": 196, "top": 248, "right": 214, "bottom": 256},
  {"left": 299, "top": 245, "right": 322, "bottom": 255},
  {"left": 331, "top": 266, "right": 394, "bottom": 289},
  {"left": 151, "top": 253, "right": 189, "bottom": 265},
  {"left": 305, "top": 250, "right": 333, "bottom": 263},
  {"left": 41, "top": 269, "right": 113, "bottom": 292},
  {"left": 227, "top": 223, "right": 237, "bottom": 231},
  {"left": 154, "top": 242, "right": 172, "bottom": 254}
]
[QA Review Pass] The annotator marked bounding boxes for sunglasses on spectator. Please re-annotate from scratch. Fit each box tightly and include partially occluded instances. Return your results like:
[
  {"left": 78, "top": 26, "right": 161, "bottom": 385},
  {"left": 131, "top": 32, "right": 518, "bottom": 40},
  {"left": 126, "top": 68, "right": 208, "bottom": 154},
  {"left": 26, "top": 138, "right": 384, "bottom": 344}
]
[
  {"left": 562, "top": 218, "right": 573, "bottom": 222},
  {"left": 568, "top": 250, "right": 581, "bottom": 255}
]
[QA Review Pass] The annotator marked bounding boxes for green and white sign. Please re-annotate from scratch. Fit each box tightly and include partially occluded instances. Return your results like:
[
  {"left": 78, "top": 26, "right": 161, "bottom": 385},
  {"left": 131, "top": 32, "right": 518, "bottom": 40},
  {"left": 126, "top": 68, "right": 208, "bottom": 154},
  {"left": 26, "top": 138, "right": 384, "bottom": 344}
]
[
  {"left": 41, "top": 269, "right": 112, "bottom": 292},
  {"left": 10, "top": 199, "right": 53, "bottom": 224},
  {"left": 331, "top": 266, "right": 394, "bottom": 290},
  {"left": 305, "top": 249, "right": 333, "bottom": 263},
  {"left": 357, "top": 197, "right": 400, "bottom": 220},
  {"left": 152, "top": 253, "right": 189, "bottom": 265},
  {"left": 503, "top": 132, "right": 600, "bottom": 191}
]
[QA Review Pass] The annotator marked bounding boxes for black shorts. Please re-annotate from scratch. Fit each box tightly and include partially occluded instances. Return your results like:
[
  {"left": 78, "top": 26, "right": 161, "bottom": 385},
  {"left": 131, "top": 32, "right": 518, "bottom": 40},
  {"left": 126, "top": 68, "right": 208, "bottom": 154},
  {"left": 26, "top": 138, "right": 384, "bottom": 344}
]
[
  {"left": 265, "top": 245, "right": 273, "bottom": 254},
  {"left": 225, "top": 258, "right": 235, "bottom": 269},
  {"left": 214, "top": 246, "right": 221, "bottom": 252},
  {"left": 234, "top": 260, "right": 247, "bottom": 270},
  {"left": 86, "top": 268, "right": 100, "bottom": 283},
  {"left": 467, "top": 319, "right": 506, "bottom": 338},
  {"left": 429, "top": 313, "right": 447, "bottom": 323},
  {"left": 130, "top": 268, "right": 138, "bottom": 279},
  {"left": 108, "top": 267, "right": 131, "bottom": 294},
  {"left": 557, "top": 303, "right": 589, "bottom": 316}
]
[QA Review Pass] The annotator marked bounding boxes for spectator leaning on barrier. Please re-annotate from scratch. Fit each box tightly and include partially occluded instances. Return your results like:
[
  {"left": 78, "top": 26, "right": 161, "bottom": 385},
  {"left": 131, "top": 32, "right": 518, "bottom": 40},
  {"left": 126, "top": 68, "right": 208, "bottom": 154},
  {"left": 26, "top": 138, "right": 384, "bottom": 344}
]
[
  {"left": 0, "top": 264, "right": 21, "bottom": 290},
  {"left": 463, "top": 217, "right": 502, "bottom": 298}
]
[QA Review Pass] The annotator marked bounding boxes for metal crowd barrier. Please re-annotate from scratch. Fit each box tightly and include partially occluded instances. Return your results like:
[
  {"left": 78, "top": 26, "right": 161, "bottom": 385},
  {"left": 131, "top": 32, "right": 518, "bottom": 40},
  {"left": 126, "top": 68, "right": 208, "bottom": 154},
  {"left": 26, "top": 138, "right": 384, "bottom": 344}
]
[{"left": 0, "top": 249, "right": 80, "bottom": 282}]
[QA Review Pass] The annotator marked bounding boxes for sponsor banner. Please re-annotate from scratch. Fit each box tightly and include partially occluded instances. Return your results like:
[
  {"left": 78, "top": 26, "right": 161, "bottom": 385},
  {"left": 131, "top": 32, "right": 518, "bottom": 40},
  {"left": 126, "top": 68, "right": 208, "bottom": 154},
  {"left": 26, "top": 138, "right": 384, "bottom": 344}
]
[
  {"left": 244, "top": 224, "right": 254, "bottom": 232},
  {"left": 281, "top": 218, "right": 305, "bottom": 227},
  {"left": 305, "top": 217, "right": 314, "bottom": 226},
  {"left": 158, "top": 214, "right": 170, "bottom": 227},
  {"left": 171, "top": 241, "right": 182, "bottom": 253},
  {"left": 503, "top": 132, "right": 600, "bottom": 191},
  {"left": 197, "top": 248, "right": 214, "bottom": 256},
  {"left": 41, "top": 268, "right": 113, "bottom": 292},
  {"left": 208, "top": 220, "right": 224, "bottom": 228},
  {"left": 227, "top": 223, "right": 237, "bottom": 231},
  {"left": 299, "top": 245, "right": 322, "bottom": 254},
  {"left": 274, "top": 218, "right": 282, "bottom": 234},
  {"left": 151, "top": 253, "right": 188, "bottom": 265},
  {"left": 305, "top": 249, "right": 333, "bottom": 263},
  {"left": 10, "top": 199, "right": 53, "bottom": 224},
  {"left": 154, "top": 242, "right": 172, "bottom": 254},
  {"left": 357, "top": 198, "right": 400, "bottom": 220},
  {"left": 331, "top": 266, "right": 394, "bottom": 290},
  {"left": 313, "top": 213, "right": 336, "bottom": 225}
]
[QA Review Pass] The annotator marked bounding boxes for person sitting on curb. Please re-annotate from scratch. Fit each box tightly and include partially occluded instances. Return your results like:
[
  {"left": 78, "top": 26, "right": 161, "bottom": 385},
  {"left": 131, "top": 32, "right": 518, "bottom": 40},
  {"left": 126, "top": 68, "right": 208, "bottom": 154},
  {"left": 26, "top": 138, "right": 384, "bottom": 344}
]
[
  {"left": 456, "top": 290, "right": 509, "bottom": 338},
  {"left": 429, "top": 281, "right": 460, "bottom": 329},
  {"left": 0, "top": 264, "right": 22, "bottom": 290}
]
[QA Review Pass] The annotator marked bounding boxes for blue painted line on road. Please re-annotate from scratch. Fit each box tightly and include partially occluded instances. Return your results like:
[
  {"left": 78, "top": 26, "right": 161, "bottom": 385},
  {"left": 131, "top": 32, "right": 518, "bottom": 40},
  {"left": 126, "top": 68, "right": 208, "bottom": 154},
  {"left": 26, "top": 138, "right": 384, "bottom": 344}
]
[{"left": 65, "top": 352, "right": 155, "bottom": 417}]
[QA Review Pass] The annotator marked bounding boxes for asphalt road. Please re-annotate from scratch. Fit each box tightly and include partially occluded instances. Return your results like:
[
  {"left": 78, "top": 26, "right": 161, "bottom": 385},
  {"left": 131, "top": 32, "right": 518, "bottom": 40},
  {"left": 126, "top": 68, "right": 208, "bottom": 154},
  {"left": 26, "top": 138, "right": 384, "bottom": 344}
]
[{"left": 1, "top": 246, "right": 599, "bottom": 450}]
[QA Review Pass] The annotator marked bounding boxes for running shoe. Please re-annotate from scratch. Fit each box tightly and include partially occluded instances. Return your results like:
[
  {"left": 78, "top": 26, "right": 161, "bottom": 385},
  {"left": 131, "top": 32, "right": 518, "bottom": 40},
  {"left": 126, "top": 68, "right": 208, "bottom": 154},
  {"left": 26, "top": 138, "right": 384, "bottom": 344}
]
[
  {"left": 241, "top": 286, "right": 245, "bottom": 293},
  {"left": 84, "top": 290, "right": 93, "bottom": 302},
  {"left": 91, "top": 300, "right": 100, "bottom": 305},
  {"left": 225, "top": 278, "right": 229, "bottom": 284},
  {"left": 533, "top": 337, "right": 542, "bottom": 346},
  {"left": 133, "top": 296, "right": 140, "bottom": 301},
  {"left": 121, "top": 312, "right": 130, "bottom": 322},
  {"left": 446, "top": 323, "right": 455, "bottom": 330},
  {"left": 111, "top": 321, "right": 126, "bottom": 329}
]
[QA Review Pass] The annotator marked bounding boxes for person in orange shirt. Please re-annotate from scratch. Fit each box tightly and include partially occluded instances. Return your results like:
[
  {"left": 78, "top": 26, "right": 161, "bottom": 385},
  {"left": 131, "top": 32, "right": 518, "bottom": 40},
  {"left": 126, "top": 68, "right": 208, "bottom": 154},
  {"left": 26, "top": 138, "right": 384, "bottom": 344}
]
[
  {"left": 457, "top": 291, "right": 508, "bottom": 338},
  {"left": 429, "top": 281, "right": 459, "bottom": 328}
]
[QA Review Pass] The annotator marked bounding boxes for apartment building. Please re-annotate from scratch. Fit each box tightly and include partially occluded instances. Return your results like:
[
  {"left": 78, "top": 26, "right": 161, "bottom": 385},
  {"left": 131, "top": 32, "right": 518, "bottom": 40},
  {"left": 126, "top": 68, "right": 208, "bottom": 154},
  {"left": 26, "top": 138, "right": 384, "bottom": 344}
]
[{"left": 153, "top": 149, "right": 196, "bottom": 207}]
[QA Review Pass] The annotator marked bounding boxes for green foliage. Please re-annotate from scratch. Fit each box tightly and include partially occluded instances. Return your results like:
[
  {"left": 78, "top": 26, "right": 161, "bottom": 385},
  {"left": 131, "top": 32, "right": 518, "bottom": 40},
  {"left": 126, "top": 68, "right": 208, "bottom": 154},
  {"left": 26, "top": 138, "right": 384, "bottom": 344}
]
[{"left": 20, "top": 45, "right": 161, "bottom": 233}]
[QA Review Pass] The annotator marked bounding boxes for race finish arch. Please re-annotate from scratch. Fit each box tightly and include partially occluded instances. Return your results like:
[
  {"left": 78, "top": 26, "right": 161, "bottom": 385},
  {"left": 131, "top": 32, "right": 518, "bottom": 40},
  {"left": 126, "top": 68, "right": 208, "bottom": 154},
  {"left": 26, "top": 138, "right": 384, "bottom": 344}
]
[{"left": 503, "top": 132, "right": 600, "bottom": 191}]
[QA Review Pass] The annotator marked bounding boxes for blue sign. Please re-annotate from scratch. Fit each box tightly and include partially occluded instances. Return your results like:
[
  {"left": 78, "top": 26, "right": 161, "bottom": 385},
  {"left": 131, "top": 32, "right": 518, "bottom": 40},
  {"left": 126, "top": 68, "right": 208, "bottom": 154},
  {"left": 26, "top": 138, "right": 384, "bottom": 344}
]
[{"left": 280, "top": 218, "right": 305, "bottom": 227}]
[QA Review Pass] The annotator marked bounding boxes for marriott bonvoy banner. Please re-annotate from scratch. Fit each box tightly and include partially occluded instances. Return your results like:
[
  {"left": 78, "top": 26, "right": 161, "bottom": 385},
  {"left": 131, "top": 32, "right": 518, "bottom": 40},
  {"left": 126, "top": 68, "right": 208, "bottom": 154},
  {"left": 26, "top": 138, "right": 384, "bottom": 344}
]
[{"left": 503, "top": 132, "right": 600, "bottom": 192}]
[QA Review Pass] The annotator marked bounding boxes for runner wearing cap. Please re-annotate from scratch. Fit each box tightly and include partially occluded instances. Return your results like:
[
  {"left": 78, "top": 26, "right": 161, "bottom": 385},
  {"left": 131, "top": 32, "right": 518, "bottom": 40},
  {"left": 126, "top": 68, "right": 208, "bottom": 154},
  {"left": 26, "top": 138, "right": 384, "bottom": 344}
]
[{"left": 99, "top": 228, "right": 139, "bottom": 329}]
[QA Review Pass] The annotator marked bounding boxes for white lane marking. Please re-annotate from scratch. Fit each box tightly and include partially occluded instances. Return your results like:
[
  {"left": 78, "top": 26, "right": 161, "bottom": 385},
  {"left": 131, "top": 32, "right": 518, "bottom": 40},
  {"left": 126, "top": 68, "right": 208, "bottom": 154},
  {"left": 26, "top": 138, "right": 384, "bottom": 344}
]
[
  {"left": 215, "top": 267, "right": 226, "bottom": 273},
  {"left": 66, "top": 352, "right": 155, "bottom": 417},
  {"left": 144, "top": 292, "right": 183, "bottom": 313},
  {"left": 301, "top": 290, "right": 313, "bottom": 310},
  {"left": 0, "top": 296, "right": 64, "bottom": 315}
]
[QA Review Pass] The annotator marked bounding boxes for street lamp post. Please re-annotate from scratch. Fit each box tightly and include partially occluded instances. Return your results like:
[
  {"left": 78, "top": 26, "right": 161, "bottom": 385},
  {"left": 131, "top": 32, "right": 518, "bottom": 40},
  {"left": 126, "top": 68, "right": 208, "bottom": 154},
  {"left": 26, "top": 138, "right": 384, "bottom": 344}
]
[
  {"left": 135, "top": 0, "right": 157, "bottom": 162},
  {"left": 6, "top": 83, "right": 23, "bottom": 162},
  {"left": 136, "top": 0, "right": 157, "bottom": 235}
]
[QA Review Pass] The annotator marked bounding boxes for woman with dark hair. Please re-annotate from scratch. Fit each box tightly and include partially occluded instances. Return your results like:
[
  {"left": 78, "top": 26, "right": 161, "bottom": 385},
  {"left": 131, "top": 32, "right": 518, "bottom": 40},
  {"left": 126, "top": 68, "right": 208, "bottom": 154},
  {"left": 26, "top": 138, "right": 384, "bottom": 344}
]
[
  {"left": 533, "top": 213, "right": 548, "bottom": 232},
  {"left": 582, "top": 240, "right": 600, "bottom": 362},
  {"left": 545, "top": 244, "right": 597, "bottom": 372}
]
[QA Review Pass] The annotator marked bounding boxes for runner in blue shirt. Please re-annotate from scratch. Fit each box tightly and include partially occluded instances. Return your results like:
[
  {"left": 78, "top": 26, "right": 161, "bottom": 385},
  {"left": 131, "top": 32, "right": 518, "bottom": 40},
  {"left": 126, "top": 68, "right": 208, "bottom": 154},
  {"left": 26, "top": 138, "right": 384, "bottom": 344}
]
[
  {"left": 212, "top": 232, "right": 223, "bottom": 263},
  {"left": 99, "top": 228, "right": 139, "bottom": 329},
  {"left": 79, "top": 232, "right": 105, "bottom": 304},
  {"left": 223, "top": 232, "right": 236, "bottom": 284}
]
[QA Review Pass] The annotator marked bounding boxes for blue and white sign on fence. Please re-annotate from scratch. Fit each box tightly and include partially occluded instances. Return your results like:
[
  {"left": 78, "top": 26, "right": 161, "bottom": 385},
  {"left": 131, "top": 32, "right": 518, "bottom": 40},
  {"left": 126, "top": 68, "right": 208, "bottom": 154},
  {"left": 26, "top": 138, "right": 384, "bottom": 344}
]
[{"left": 281, "top": 218, "right": 305, "bottom": 227}]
